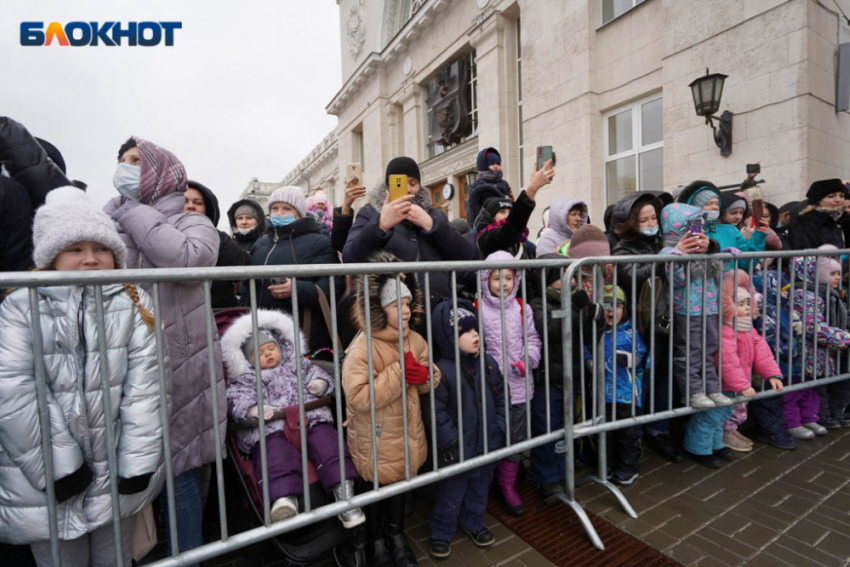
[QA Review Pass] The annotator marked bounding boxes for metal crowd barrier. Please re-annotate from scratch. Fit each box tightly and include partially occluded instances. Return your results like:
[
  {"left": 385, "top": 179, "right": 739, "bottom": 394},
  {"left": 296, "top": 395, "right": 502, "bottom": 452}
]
[{"left": 0, "top": 249, "right": 848, "bottom": 564}]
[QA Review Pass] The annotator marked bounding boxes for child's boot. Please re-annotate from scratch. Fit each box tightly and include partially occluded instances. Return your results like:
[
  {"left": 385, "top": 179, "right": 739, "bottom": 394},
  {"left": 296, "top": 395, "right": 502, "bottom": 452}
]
[
  {"left": 803, "top": 422, "right": 828, "bottom": 436},
  {"left": 385, "top": 495, "right": 417, "bottom": 567},
  {"left": 722, "top": 430, "right": 752, "bottom": 452},
  {"left": 270, "top": 496, "right": 298, "bottom": 522},
  {"left": 708, "top": 393, "right": 733, "bottom": 407},
  {"left": 688, "top": 393, "right": 716, "bottom": 408},
  {"left": 366, "top": 500, "right": 393, "bottom": 567},
  {"left": 497, "top": 461, "right": 525, "bottom": 516},
  {"left": 333, "top": 480, "right": 366, "bottom": 528},
  {"left": 786, "top": 426, "right": 815, "bottom": 440}
]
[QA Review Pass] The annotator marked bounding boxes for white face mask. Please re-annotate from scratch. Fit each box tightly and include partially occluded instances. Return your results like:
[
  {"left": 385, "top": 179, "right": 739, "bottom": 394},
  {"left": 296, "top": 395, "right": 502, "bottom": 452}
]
[
  {"left": 113, "top": 163, "right": 141, "bottom": 201},
  {"left": 236, "top": 226, "right": 254, "bottom": 235},
  {"left": 704, "top": 210, "right": 720, "bottom": 222}
]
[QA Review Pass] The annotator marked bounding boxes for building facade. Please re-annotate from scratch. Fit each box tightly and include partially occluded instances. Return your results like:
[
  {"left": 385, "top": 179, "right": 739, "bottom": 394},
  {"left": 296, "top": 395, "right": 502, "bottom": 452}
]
[{"left": 257, "top": 0, "right": 850, "bottom": 232}]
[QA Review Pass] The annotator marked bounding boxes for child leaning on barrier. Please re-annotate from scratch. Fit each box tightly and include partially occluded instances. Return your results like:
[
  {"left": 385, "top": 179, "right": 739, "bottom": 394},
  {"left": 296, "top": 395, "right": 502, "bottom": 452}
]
[
  {"left": 425, "top": 299, "right": 505, "bottom": 560},
  {"left": 814, "top": 248, "right": 850, "bottom": 429},
  {"left": 584, "top": 285, "right": 648, "bottom": 486},
  {"left": 342, "top": 251, "right": 440, "bottom": 567},
  {"left": 221, "top": 309, "right": 363, "bottom": 527},
  {"left": 783, "top": 253, "right": 850, "bottom": 440},
  {"left": 0, "top": 187, "right": 169, "bottom": 567},
  {"left": 710, "top": 271, "right": 785, "bottom": 459},
  {"left": 478, "top": 250, "right": 542, "bottom": 517}
]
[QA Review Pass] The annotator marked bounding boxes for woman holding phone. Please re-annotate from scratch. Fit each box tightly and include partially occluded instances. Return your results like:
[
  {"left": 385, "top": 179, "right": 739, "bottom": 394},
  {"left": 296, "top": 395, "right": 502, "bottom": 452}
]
[{"left": 342, "top": 157, "right": 472, "bottom": 309}]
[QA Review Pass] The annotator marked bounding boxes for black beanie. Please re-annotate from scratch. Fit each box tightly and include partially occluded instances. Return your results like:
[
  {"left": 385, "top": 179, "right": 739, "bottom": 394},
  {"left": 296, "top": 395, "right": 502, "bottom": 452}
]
[
  {"left": 538, "top": 253, "right": 564, "bottom": 286},
  {"left": 385, "top": 157, "right": 421, "bottom": 186},
  {"left": 806, "top": 179, "right": 847, "bottom": 205},
  {"left": 483, "top": 195, "right": 513, "bottom": 218}
]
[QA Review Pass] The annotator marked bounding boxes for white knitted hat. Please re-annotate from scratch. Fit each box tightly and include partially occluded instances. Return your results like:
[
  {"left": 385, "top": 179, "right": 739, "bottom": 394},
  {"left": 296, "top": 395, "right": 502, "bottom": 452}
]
[
  {"left": 380, "top": 279, "right": 412, "bottom": 308},
  {"left": 267, "top": 186, "right": 307, "bottom": 218},
  {"left": 33, "top": 186, "right": 127, "bottom": 268}
]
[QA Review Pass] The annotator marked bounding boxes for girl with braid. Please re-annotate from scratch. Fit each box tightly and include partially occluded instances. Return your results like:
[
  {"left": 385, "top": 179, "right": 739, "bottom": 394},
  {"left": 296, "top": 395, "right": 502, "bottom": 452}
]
[{"left": 0, "top": 187, "right": 171, "bottom": 567}]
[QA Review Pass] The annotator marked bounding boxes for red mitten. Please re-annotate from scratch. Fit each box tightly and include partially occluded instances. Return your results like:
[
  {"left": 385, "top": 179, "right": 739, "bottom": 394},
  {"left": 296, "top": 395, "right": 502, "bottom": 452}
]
[
  {"left": 403, "top": 352, "right": 430, "bottom": 385},
  {"left": 511, "top": 361, "right": 526, "bottom": 378}
]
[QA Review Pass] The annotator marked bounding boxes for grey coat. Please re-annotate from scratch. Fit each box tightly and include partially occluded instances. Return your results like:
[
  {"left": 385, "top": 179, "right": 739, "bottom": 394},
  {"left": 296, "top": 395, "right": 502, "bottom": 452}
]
[
  {"left": 0, "top": 285, "right": 171, "bottom": 544},
  {"left": 104, "top": 193, "right": 226, "bottom": 476}
]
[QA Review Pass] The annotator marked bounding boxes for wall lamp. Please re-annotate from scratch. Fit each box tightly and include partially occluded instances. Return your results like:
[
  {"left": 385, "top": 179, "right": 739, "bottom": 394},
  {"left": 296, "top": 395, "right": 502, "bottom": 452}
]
[{"left": 689, "top": 69, "right": 733, "bottom": 157}]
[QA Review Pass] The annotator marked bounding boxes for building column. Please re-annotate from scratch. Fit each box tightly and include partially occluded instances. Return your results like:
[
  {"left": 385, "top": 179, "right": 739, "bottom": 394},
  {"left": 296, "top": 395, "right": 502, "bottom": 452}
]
[{"left": 400, "top": 83, "right": 428, "bottom": 164}]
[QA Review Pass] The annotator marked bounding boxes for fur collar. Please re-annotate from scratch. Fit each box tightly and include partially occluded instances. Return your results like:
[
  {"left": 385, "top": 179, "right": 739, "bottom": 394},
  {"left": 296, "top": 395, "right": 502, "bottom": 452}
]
[
  {"left": 351, "top": 251, "right": 423, "bottom": 332},
  {"left": 368, "top": 182, "right": 433, "bottom": 213},
  {"left": 220, "top": 309, "right": 306, "bottom": 378}
]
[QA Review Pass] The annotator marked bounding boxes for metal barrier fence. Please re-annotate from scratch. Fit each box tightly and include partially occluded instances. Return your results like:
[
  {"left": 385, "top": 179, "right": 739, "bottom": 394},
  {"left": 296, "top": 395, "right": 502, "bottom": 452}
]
[{"left": 0, "top": 248, "right": 848, "bottom": 564}]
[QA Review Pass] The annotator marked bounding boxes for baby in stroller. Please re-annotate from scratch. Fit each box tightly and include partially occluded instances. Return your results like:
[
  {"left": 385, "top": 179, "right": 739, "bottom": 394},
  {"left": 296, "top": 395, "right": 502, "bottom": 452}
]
[{"left": 222, "top": 309, "right": 364, "bottom": 527}]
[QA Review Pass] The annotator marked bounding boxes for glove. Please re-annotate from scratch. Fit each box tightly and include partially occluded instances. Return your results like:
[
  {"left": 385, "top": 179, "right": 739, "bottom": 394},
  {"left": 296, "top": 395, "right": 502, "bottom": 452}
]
[
  {"left": 572, "top": 289, "right": 591, "bottom": 311},
  {"left": 588, "top": 303, "right": 605, "bottom": 325},
  {"left": 118, "top": 473, "right": 153, "bottom": 495},
  {"left": 723, "top": 247, "right": 742, "bottom": 257},
  {"left": 403, "top": 351, "right": 430, "bottom": 385},
  {"left": 306, "top": 380, "right": 329, "bottom": 397},
  {"left": 53, "top": 463, "right": 93, "bottom": 503},
  {"left": 510, "top": 360, "right": 526, "bottom": 378},
  {"left": 247, "top": 405, "right": 276, "bottom": 421}
]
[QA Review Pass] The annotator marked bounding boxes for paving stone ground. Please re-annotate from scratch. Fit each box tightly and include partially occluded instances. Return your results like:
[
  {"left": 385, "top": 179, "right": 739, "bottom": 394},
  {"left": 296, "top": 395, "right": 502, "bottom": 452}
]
[{"left": 576, "top": 427, "right": 850, "bottom": 567}]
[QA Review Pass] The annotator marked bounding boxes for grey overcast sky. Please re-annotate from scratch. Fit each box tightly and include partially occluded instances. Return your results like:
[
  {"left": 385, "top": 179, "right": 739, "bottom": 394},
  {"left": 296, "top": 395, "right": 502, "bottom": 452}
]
[{"left": 1, "top": 1, "right": 341, "bottom": 229}]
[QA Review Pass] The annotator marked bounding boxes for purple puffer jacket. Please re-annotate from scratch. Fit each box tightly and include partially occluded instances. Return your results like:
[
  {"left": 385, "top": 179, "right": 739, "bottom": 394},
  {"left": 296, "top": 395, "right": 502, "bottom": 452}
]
[
  {"left": 479, "top": 251, "right": 541, "bottom": 404},
  {"left": 103, "top": 192, "right": 225, "bottom": 476},
  {"left": 221, "top": 310, "right": 335, "bottom": 453}
]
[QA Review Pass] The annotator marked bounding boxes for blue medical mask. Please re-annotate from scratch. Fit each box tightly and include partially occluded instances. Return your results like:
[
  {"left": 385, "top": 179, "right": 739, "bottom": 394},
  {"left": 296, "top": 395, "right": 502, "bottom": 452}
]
[
  {"left": 113, "top": 163, "right": 141, "bottom": 201},
  {"left": 704, "top": 210, "right": 720, "bottom": 222},
  {"left": 639, "top": 225, "right": 659, "bottom": 236},
  {"left": 270, "top": 214, "right": 296, "bottom": 227}
]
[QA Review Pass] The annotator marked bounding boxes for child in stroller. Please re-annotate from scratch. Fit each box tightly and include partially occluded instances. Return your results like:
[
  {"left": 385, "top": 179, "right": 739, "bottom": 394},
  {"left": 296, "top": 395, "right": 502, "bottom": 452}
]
[{"left": 221, "top": 308, "right": 364, "bottom": 527}]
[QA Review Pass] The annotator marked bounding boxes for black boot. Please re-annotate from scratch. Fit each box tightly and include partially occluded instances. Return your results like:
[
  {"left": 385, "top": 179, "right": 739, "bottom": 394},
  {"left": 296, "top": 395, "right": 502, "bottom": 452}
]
[
  {"left": 366, "top": 500, "right": 393, "bottom": 567},
  {"left": 385, "top": 494, "right": 419, "bottom": 567}
]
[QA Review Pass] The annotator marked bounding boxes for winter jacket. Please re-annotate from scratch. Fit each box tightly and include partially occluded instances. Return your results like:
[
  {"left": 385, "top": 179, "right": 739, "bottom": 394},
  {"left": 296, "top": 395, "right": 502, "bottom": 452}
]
[
  {"left": 474, "top": 190, "right": 536, "bottom": 259},
  {"left": 705, "top": 222, "right": 765, "bottom": 270},
  {"left": 306, "top": 191, "right": 333, "bottom": 235},
  {"left": 752, "top": 271, "right": 799, "bottom": 378},
  {"left": 611, "top": 234, "right": 663, "bottom": 296},
  {"left": 0, "top": 285, "right": 171, "bottom": 544},
  {"left": 425, "top": 299, "right": 506, "bottom": 467},
  {"left": 226, "top": 199, "right": 266, "bottom": 255},
  {"left": 536, "top": 198, "right": 588, "bottom": 255},
  {"left": 467, "top": 169, "right": 514, "bottom": 229},
  {"left": 787, "top": 207, "right": 850, "bottom": 251},
  {"left": 342, "top": 183, "right": 472, "bottom": 306},
  {"left": 0, "top": 177, "right": 34, "bottom": 274},
  {"left": 659, "top": 203, "right": 722, "bottom": 317},
  {"left": 718, "top": 325, "right": 782, "bottom": 394},
  {"left": 478, "top": 251, "right": 541, "bottom": 405},
  {"left": 585, "top": 319, "right": 648, "bottom": 406},
  {"left": 221, "top": 310, "right": 334, "bottom": 454},
  {"left": 190, "top": 181, "right": 251, "bottom": 309},
  {"left": 331, "top": 206, "right": 354, "bottom": 254},
  {"left": 103, "top": 192, "right": 226, "bottom": 477},
  {"left": 0, "top": 116, "right": 69, "bottom": 210},
  {"left": 790, "top": 256, "right": 850, "bottom": 380},
  {"left": 247, "top": 218, "right": 339, "bottom": 357}
]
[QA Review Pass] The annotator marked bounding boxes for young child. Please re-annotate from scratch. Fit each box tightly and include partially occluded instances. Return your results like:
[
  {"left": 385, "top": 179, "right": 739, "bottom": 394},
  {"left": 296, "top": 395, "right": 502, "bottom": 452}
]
[
  {"left": 427, "top": 299, "right": 505, "bottom": 560},
  {"left": 0, "top": 187, "right": 168, "bottom": 567},
  {"left": 784, "top": 254, "right": 850, "bottom": 440},
  {"left": 221, "top": 309, "right": 363, "bottom": 526},
  {"left": 714, "top": 272, "right": 786, "bottom": 458},
  {"left": 478, "top": 250, "right": 542, "bottom": 516},
  {"left": 585, "top": 286, "right": 648, "bottom": 485},
  {"left": 343, "top": 251, "right": 440, "bottom": 567},
  {"left": 814, "top": 247, "right": 850, "bottom": 429}
]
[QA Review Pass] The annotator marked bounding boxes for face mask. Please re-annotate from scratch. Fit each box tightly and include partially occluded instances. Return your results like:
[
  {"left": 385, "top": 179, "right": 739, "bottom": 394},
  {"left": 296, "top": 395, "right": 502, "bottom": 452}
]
[
  {"left": 113, "top": 163, "right": 141, "bottom": 201},
  {"left": 270, "top": 214, "right": 296, "bottom": 227},
  {"left": 639, "top": 226, "right": 659, "bottom": 237},
  {"left": 546, "top": 286, "right": 562, "bottom": 302},
  {"left": 236, "top": 227, "right": 255, "bottom": 235},
  {"left": 704, "top": 210, "right": 720, "bottom": 222}
]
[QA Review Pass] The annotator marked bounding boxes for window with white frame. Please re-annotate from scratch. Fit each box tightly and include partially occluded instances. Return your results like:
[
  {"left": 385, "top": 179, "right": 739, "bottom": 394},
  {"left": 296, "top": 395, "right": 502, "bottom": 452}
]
[
  {"left": 602, "top": 0, "right": 646, "bottom": 25},
  {"left": 426, "top": 51, "right": 478, "bottom": 159},
  {"left": 603, "top": 94, "right": 663, "bottom": 205}
]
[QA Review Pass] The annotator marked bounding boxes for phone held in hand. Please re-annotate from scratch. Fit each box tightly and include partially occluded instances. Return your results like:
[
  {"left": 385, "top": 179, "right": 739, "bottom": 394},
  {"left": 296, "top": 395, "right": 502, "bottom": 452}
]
[
  {"left": 270, "top": 277, "right": 289, "bottom": 286},
  {"left": 347, "top": 162, "right": 362, "bottom": 185},
  {"left": 388, "top": 174, "right": 408, "bottom": 202},
  {"left": 751, "top": 199, "right": 764, "bottom": 226},
  {"left": 536, "top": 146, "right": 555, "bottom": 171},
  {"left": 687, "top": 217, "right": 703, "bottom": 236},
  {"left": 746, "top": 163, "right": 760, "bottom": 175}
]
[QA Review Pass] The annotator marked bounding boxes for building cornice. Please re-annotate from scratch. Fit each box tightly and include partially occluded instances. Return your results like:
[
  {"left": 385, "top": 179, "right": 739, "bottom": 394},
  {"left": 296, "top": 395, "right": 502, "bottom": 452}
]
[{"left": 281, "top": 131, "right": 339, "bottom": 187}]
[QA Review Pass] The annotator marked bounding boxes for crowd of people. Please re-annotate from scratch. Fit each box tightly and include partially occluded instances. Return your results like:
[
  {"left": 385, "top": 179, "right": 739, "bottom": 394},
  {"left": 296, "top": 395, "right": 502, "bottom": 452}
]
[{"left": 1, "top": 114, "right": 849, "bottom": 567}]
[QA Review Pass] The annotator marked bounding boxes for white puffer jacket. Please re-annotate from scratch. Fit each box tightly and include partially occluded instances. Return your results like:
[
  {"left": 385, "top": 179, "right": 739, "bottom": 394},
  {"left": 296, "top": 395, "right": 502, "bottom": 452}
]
[{"left": 0, "top": 284, "right": 171, "bottom": 545}]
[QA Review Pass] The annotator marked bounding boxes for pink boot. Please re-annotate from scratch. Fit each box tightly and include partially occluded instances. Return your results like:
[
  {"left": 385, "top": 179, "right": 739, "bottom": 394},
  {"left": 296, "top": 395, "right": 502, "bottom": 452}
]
[{"left": 497, "top": 461, "right": 525, "bottom": 516}]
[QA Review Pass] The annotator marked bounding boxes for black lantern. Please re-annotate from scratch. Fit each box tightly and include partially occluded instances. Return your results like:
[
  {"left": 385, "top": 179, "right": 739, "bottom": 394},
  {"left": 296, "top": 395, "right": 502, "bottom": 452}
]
[
  {"left": 465, "top": 171, "right": 478, "bottom": 187},
  {"left": 689, "top": 69, "right": 733, "bottom": 157}
]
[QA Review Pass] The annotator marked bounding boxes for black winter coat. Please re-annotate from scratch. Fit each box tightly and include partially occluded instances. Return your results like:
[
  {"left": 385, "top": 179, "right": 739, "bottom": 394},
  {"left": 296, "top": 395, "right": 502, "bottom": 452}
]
[
  {"left": 0, "top": 117, "right": 69, "bottom": 209},
  {"left": 247, "top": 219, "right": 339, "bottom": 356},
  {"left": 0, "top": 177, "right": 35, "bottom": 274},
  {"left": 787, "top": 208, "right": 850, "bottom": 251},
  {"left": 424, "top": 299, "right": 506, "bottom": 468},
  {"left": 331, "top": 206, "right": 354, "bottom": 254},
  {"left": 474, "top": 190, "right": 536, "bottom": 259},
  {"left": 467, "top": 171, "right": 514, "bottom": 229},
  {"left": 611, "top": 234, "right": 663, "bottom": 295},
  {"left": 226, "top": 199, "right": 266, "bottom": 256},
  {"left": 343, "top": 183, "right": 472, "bottom": 306}
]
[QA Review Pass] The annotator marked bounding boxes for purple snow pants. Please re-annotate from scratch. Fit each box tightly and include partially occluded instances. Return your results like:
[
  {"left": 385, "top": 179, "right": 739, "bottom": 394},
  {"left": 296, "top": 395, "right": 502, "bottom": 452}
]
[
  {"left": 782, "top": 389, "right": 820, "bottom": 430},
  {"left": 252, "top": 424, "right": 358, "bottom": 501}
]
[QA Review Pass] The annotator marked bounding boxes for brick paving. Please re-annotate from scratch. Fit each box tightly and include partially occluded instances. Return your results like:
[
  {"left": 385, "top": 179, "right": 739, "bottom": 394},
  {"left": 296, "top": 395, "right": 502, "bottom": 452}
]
[{"left": 576, "top": 427, "right": 850, "bottom": 566}]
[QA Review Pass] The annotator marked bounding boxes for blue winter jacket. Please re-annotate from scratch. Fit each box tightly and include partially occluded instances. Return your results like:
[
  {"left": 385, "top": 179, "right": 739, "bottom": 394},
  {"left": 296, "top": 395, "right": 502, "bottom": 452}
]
[
  {"left": 705, "top": 222, "right": 765, "bottom": 270},
  {"left": 585, "top": 319, "right": 648, "bottom": 406}
]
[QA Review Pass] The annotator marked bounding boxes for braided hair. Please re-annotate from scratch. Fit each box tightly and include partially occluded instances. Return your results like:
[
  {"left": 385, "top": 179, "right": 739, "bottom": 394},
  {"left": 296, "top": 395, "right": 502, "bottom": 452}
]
[{"left": 123, "top": 283, "right": 155, "bottom": 330}]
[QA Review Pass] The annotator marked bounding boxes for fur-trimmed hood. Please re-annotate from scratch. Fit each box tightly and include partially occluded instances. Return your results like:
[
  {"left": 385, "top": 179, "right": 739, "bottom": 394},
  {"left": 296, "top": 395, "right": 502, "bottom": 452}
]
[
  {"left": 351, "top": 251, "right": 424, "bottom": 332},
  {"left": 722, "top": 270, "right": 751, "bottom": 322},
  {"left": 221, "top": 309, "right": 307, "bottom": 378},
  {"left": 367, "top": 182, "right": 433, "bottom": 213}
]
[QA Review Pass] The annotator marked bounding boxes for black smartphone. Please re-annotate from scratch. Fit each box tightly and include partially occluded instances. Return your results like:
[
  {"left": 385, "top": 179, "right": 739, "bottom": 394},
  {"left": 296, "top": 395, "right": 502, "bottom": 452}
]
[{"left": 746, "top": 163, "right": 760, "bottom": 175}]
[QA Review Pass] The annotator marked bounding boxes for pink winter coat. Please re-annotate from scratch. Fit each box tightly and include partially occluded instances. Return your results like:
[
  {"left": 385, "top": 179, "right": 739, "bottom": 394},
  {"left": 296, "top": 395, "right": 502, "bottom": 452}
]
[
  {"left": 718, "top": 326, "right": 782, "bottom": 393},
  {"left": 479, "top": 251, "right": 541, "bottom": 404}
]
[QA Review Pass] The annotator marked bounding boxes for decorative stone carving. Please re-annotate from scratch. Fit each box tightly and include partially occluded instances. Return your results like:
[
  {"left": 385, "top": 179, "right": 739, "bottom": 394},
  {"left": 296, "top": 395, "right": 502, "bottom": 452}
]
[{"left": 346, "top": 3, "right": 366, "bottom": 60}]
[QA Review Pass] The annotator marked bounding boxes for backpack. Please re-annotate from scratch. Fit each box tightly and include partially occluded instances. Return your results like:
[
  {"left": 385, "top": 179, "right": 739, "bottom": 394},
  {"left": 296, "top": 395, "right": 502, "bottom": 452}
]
[{"left": 637, "top": 275, "right": 671, "bottom": 338}]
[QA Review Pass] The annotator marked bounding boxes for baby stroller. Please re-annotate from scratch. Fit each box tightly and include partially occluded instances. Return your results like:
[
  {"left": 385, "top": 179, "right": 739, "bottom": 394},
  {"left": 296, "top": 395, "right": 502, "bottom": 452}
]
[{"left": 215, "top": 308, "right": 366, "bottom": 567}]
